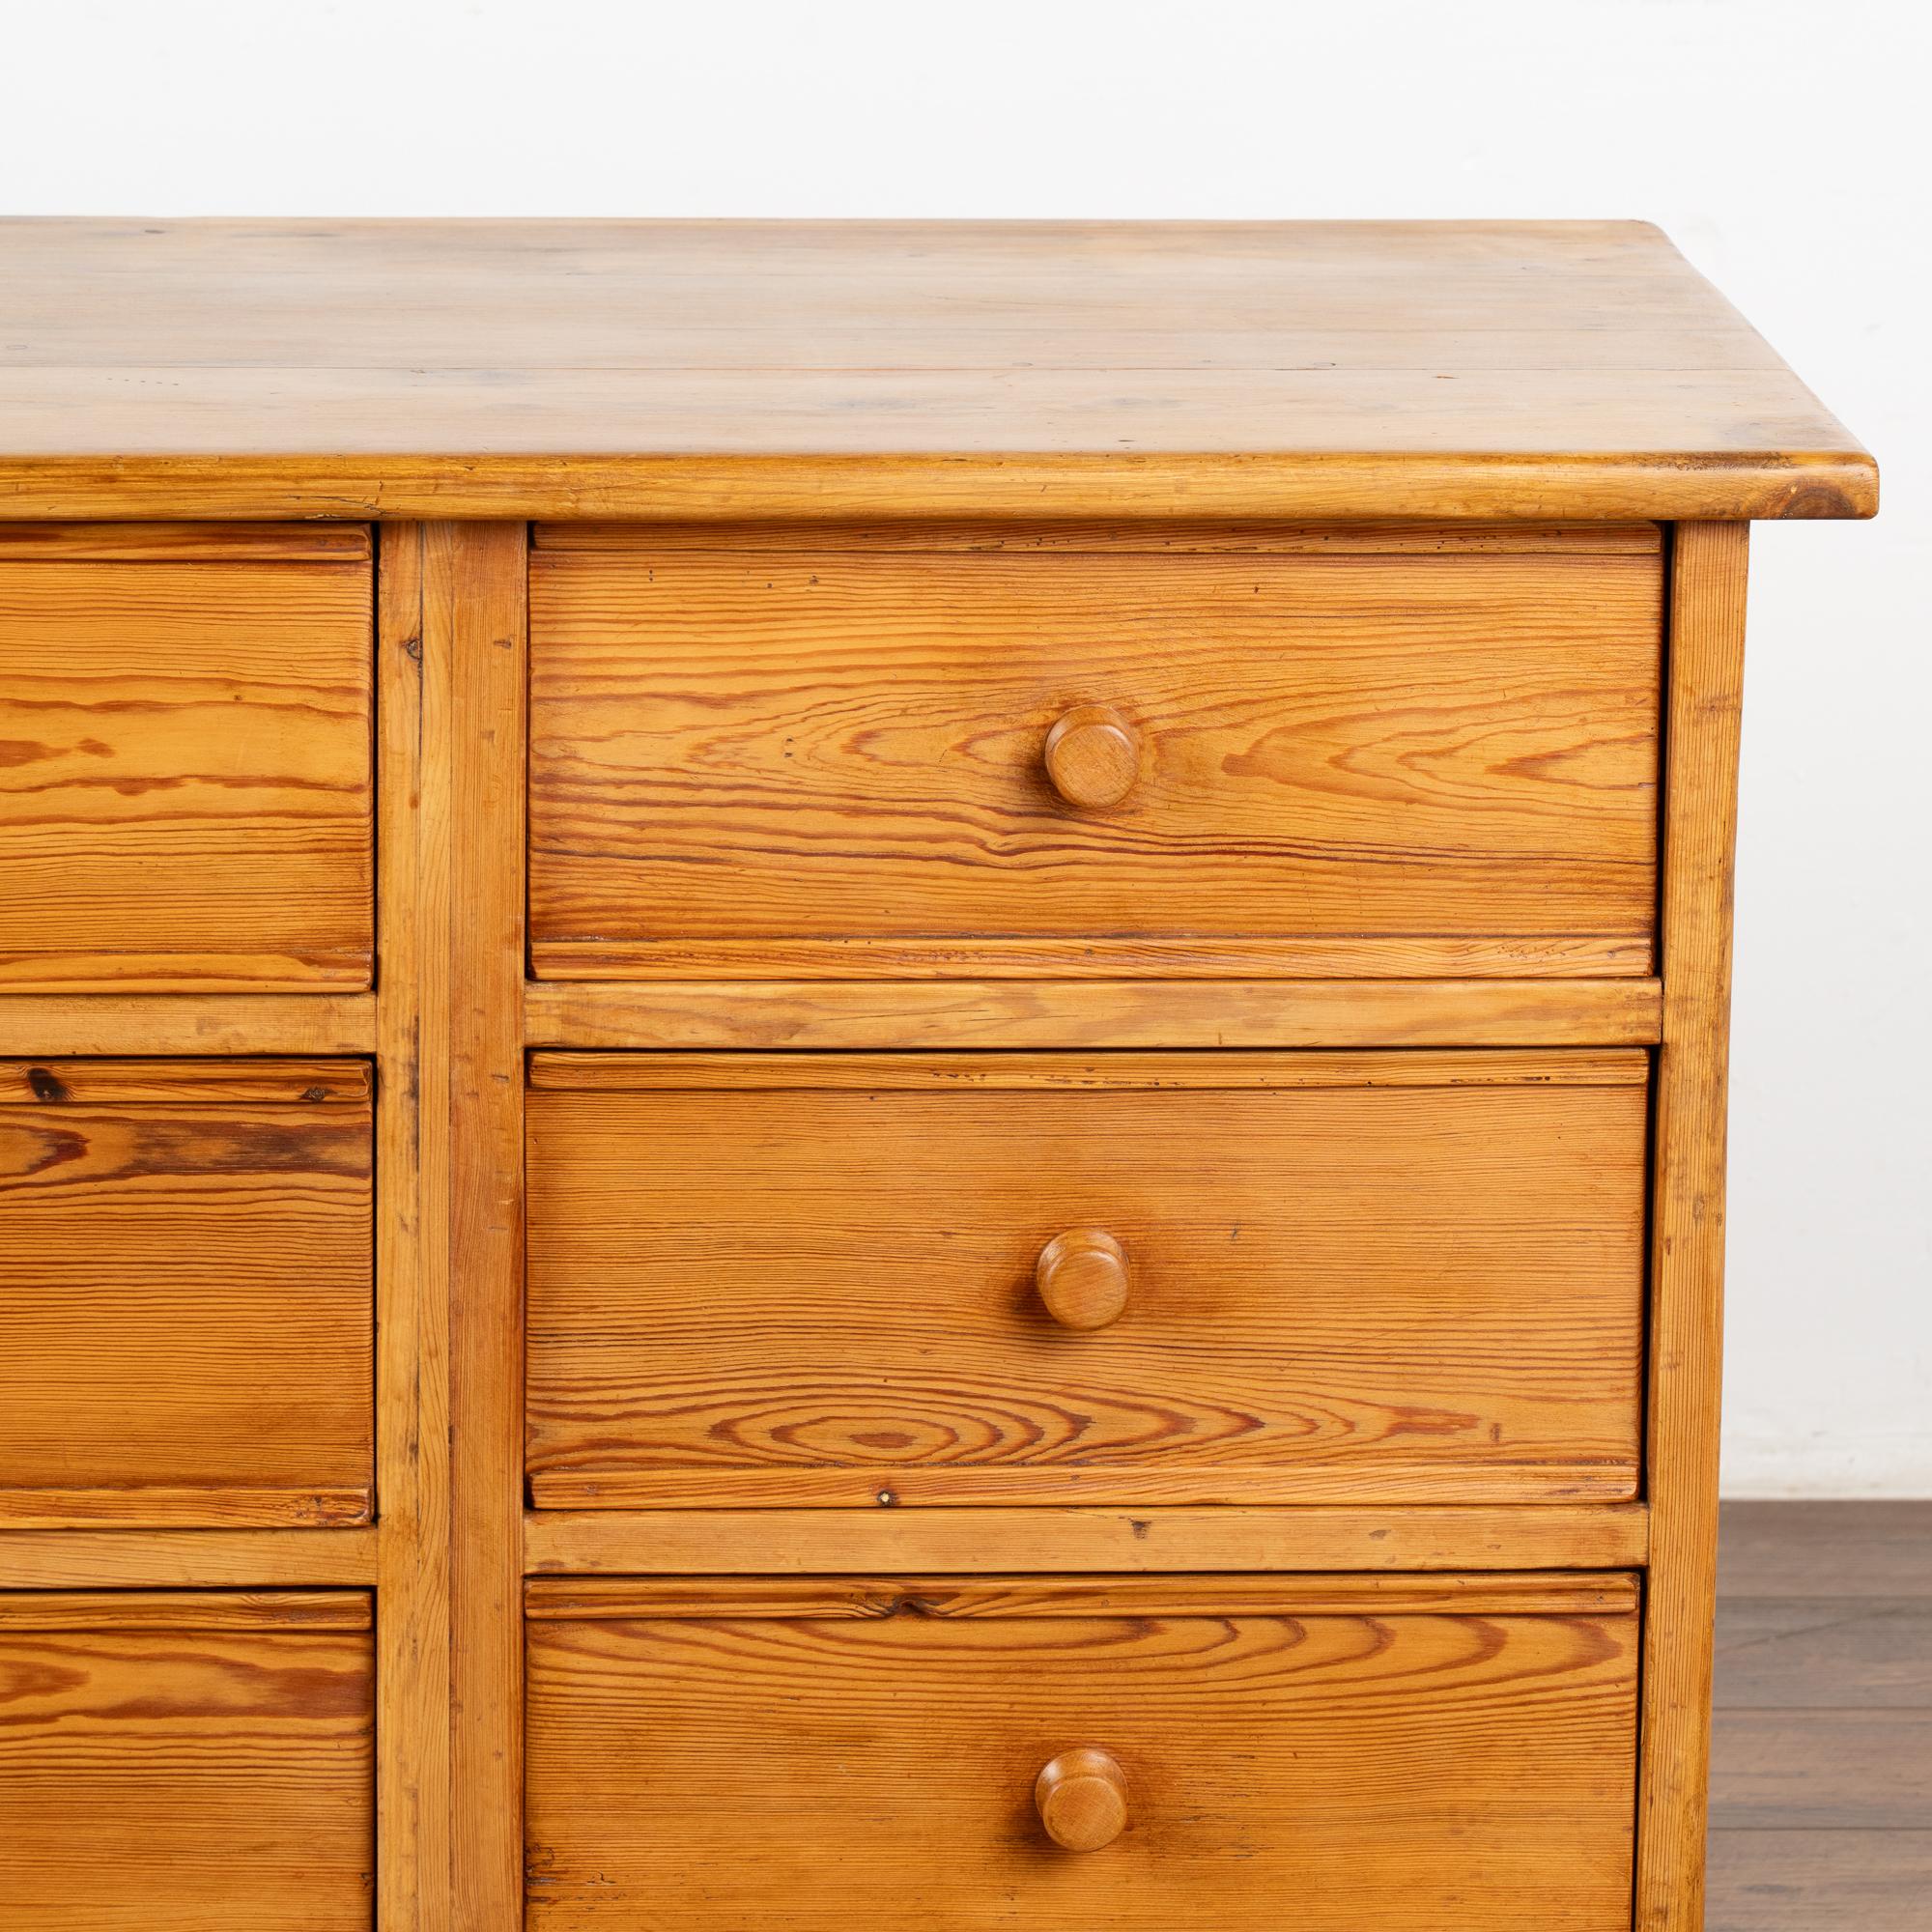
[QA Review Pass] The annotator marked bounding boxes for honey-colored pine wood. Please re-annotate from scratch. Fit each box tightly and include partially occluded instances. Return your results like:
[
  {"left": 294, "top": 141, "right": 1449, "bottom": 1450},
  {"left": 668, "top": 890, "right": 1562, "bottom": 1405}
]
[
  {"left": 0, "top": 1590, "right": 375, "bottom": 1930},
  {"left": 0, "top": 1055, "right": 369, "bottom": 1105},
  {"left": 528, "top": 1046, "right": 1646, "bottom": 1092},
  {"left": 0, "top": 225, "right": 1873, "bottom": 1932},
  {"left": 525, "top": 1502, "right": 1653, "bottom": 1575},
  {"left": 528, "top": 534, "right": 1662, "bottom": 980},
  {"left": 441, "top": 521, "right": 528, "bottom": 1932},
  {"left": 0, "top": 992, "right": 377, "bottom": 1054},
  {"left": 1035, "top": 1747, "right": 1130, "bottom": 1852},
  {"left": 373, "top": 522, "right": 453, "bottom": 1932},
  {"left": 0, "top": 1527, "right": 380, "bottom": 1588},
  {"left": 0, "top": 221, "right": 1875, "bottom": 521},
  {"left": 0, "top": 530, "right": 374, "bottom": 989},
  {"left": 525, "top": 1572, "right": 1643, "bottom": 1619},
  {"left": 1042, "top": 703, "right": 1143, "bottom": 810},
  {"left": 0, "top": 522, "right": 372, "bottom": 561},
  {"left": 1035, "top": 1227, "right": 1132, "bottom": 1331},
  {"left": 534, "top": 520, "right": 1666, "bottom": 555},
  {"left": 6, "top": 451, "right": 1862, "bottom": 524},
  {"left": 0, "top": 1589, "right": 374, "bottom": 1632},
  {"left": 1637, "top": 522, "right": 1751, "bottom": 1931},
  {"left": 523, "top": 975, "right": 1664, "bottom": 1048},
  {"left": 524, "top": 1570, "right": 1640, "bottom": 1931},
  {"left": 526, "top": 1049, "right": 1647, "bottom": 1509},
  {"left": 0, "top": 1054, "right": 373, "bottom": 1527}
]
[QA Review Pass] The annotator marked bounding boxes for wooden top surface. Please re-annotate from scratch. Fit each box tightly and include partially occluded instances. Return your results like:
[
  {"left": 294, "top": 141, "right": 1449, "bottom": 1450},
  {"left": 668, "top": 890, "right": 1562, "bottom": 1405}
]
[{"left": 0, "top": 218, "right": 1874, "bottom": 521}]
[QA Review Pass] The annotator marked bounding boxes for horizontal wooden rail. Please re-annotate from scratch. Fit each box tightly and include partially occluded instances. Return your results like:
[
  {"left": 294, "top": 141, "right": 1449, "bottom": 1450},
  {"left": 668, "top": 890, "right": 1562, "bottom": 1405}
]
[
  {"left": 524, "top": 977, "right": 1663, "bottom": 1052},
  {"left": 0, "top": 993, "right": 378, "bottom": 1057},
  {"left": 525, "top": 1504, "right": 1649, "bottom": 1577},
  {"left": 0, "top": 1526, "right": 382, "bottom": 1589}
]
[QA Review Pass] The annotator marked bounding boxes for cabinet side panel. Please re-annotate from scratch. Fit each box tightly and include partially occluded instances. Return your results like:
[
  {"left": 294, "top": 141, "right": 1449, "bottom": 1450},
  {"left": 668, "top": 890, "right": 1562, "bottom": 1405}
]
[{"left": 1636, "top": 522, "right": 1747, "bottom": 1930}]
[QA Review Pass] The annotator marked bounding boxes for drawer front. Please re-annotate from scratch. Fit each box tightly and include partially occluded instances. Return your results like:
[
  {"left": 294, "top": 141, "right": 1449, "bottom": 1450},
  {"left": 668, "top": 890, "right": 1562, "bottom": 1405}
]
[
  {"left": 0, "top": 1592, "right": 373, "bottom": 1931},
  {"left": 526, "top": 1049, "right": 1646, "bottom": 1507},
  {"left": 526, "top": 1573, "right": 1639, "bottom": 1932},
  {"left": 0, "top": 1058, "right": 374, "bottom": 1526},
  {"left": 527, "top": 523, "right": 1661, "bottom": 979},
  {"left": 0, "top": 525, "right": 373, "bottom": 990}
]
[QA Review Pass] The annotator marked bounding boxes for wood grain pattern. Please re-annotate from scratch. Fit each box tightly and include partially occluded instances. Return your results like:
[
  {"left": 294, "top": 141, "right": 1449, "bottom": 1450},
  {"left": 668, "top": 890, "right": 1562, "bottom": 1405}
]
[
  {"left": 1715, "top": 1597, "right": 1932, "bottom": 1707},
  {"left": 529, "top": 535, "right": 1662, "bottom": 979},
  {"left": 1035, "top": 1747, "right": 1130, "bottom": 1852},
  {"left": 0, "top": 523, "right": 371, "bottom": 561},
  {"left": 1035, "top": 1226, "right": 1132, "bottom": 1330},
  {"left": 0, "top": 536, "right": 374, "bottom": 989},
  {"left": 523, "top": 976, "right": 1664, "bottom": 1049},
  {"left": 529, "top": 1046, "right": 1646, "bottom": 1091},
  {"left": 0, "top": 224, "right": 1868, "bottom": 1931},
  {"left": 441, "top": 521, "right": 527, "bottom": 1932},
  {"left": 1707, "top": 1832, "right": 1932, "bottom": 1932},
  {"left": 1719, "top": 1499, "right": 1932, "bottom": 1600},
  {"left": 0, "top": 1590, "right": 374, "bottom": 1930},
  {"left": 0, "top": 1589, "right": 373, "bottom": 1632},
  {"left": 372, "top": 521, "right": 453, "bottom": 1932},
  {"left": 0, "top": 992, "right": 377, "bottom": 1055},
  {"left": 1042, "top": 702, "right": 1142, "bottom": 810},
  {"left": 1637, "top": 523, "right": 1750, "bottom": 1932},
  {"left": 0, "top": 1527, "right": 379, "bottom": 1588},
  {"left": 0, "top": 1055, "right": 373, "bottom": 1527},
  {"left": 1711, "top": 1710, "right": 1932, "bottom": 1830},
  {"left": 527, "top": 1049, "right": 1645, "bottom": 1508},
  {"left": 535, "top": 520, "right": 1666, "bottom": 555},
  {"left": 524, "top": 1503, "right": 1651, "bottom": 1576},
  {"left": 4, "top": 451, "right": 1871, "bottom": 525},
  {"left": 526, "top": 1573, "right": 1643, "bottom": 1619},
  {"left": 1707, "top": 1502, "right": 1932, "bottom": 1931},
  {"left": 0, "top": 221, "right": 1874, "bottom": 520},
  {"left": 525, "top": 1571, "right": 1639, "bottom": 1931},
  {"left": 0, "top": 1055, "right": 369, "bottom": 1104}
]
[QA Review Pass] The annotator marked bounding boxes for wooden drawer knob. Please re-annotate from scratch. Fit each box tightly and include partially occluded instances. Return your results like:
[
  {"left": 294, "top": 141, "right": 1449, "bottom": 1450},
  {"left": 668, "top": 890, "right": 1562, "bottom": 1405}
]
[
  {"left": 1043, "top": 704, "right": 1141, "bottom": 809},
  {"left": 1035, "top": 1229, "right": 1130, "bottom": 1331},
  {"left": 1035, "top": 1747, "right": 1129, "bottom": 1852}
]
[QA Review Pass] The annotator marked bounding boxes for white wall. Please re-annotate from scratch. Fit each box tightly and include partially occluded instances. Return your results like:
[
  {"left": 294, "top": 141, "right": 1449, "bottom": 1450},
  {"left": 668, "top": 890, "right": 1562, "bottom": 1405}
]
[{"left": 4, "top": 0, "right": 1926, "bottom": 1495}]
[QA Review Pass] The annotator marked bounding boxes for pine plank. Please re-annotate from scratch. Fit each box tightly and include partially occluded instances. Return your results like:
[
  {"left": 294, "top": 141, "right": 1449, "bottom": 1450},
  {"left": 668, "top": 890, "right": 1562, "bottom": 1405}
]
[
  {"left": 442, "top": 522, "right": 528, "bottom": 1932},
  {"left": 0, "top": 1062, "right": 374, "bottom": 1526},
  {"left": 0, "top": 1527, "right": 379, "bottom": 1588},
  {"left": 529, "top": 541, "right": 1662, "bottom": 980},
  {"left": 523, "top": 976, "right": 1664, "bottom": 1050},
  {"left": 523, "top": 1503, "right": 1651, "bottom": 1576},
  {"left": 0, "top": 547, "right": 374, "bottom": 989},
  {"left": 527, "top": 1051, "right": 1647, "bottom": 1509},
  {"left": 0, "top": 1595, "right": 374, "bottom": 1929},
  {"left": 0, "top": 221, "right": 1874, "bottom": 520},
  {"left": 0, "top": 993, "right": 377, "bottom": 1055},
  {"left": 1635, "top": 523, "right": 1750, "bottom": 1932},
  {"left": 526, "top": 1577, "right": 1639, "bottom": 1931},
  {"left": 373, "top": 520, "right": 454, "bottom": 1932}
]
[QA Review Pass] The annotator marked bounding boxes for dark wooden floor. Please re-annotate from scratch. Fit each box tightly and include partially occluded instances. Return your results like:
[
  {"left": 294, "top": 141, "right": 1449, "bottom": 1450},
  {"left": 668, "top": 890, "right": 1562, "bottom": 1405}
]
[{"left": 1708, "top": 1500, "right": 1932, "bottom": 1930}]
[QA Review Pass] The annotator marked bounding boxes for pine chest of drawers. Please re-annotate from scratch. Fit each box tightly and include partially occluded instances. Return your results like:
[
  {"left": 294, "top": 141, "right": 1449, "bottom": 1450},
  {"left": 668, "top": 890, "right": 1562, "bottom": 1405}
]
[{"left": 0, "top": 219, "right": 1874, "bottom": 1931}]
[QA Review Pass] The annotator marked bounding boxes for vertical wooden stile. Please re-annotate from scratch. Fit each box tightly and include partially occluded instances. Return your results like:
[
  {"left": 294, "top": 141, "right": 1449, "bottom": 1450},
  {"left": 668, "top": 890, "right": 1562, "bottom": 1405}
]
[
  {"left": 375, "top": 524, "right": 453, "bottom": 1932},
  {"left": 1635, "top": 522, "right": 1749, "bottom": 1930},
  {"left": 440, "top": 522, "right": 529, "bottom": 1932}
]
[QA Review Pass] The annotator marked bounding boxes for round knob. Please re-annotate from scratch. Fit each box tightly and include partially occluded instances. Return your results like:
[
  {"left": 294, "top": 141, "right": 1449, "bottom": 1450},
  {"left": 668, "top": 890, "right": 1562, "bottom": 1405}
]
[
  {"left": 1036, "top": 1747, "right": 1129, "bottom": 1852},
  {"left": 1036, "top": 1229, "right": 1129, "bottom": 1331},
  {"left": 1042, "top": 704, "right": 1141, "bottom": 810}
]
